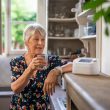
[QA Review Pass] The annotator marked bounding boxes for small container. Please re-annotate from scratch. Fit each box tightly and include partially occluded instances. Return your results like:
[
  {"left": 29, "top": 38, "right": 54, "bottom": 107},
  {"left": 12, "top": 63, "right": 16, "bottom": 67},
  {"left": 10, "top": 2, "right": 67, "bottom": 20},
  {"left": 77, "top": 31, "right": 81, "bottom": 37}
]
[{"left": 35, "top": 54, "right": 48, "bottom": 70}]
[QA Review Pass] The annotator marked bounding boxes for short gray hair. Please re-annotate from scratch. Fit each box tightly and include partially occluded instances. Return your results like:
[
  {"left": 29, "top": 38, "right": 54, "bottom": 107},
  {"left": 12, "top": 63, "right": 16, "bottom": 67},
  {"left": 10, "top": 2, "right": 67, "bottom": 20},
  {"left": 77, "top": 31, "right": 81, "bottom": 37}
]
[{"left": 23, "top": 23, "right": 46, "bottom": 42}]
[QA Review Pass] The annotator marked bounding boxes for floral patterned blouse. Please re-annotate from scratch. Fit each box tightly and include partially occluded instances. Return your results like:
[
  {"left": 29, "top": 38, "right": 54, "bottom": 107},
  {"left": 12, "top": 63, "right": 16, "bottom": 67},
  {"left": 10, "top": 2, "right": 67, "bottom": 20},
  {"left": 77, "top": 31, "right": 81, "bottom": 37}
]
[{"left": 10, "top": 55, "right": 66, "bottom": 110}]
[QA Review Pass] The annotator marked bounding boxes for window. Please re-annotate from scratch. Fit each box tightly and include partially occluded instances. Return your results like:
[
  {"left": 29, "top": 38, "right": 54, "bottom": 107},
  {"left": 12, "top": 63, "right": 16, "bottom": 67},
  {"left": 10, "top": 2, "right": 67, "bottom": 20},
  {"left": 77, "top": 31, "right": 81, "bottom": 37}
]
[
  {"left": 0, "top": 0, "right": 1, "bottom": 54},
  {"left": 0, "top": 0, "right": 47, "bottom": 88},
  {"left": 2, "top": 0, "right": 37, "bottom": 55}
]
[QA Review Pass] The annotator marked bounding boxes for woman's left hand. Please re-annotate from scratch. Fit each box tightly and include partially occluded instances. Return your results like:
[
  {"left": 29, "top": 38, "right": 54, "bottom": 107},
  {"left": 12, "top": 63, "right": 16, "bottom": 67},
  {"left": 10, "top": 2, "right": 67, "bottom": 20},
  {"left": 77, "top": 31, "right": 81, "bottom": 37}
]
[{"left": 43, "top": 69, "right": 59, "bottom": 95}]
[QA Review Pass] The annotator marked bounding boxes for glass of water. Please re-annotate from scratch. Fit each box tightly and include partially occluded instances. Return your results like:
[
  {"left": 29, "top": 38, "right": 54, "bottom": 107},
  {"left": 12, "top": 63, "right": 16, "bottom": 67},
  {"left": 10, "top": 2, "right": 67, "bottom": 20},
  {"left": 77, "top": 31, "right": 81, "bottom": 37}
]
[{"left": 36, "top": 54, "right": 48, "bottom": 70}]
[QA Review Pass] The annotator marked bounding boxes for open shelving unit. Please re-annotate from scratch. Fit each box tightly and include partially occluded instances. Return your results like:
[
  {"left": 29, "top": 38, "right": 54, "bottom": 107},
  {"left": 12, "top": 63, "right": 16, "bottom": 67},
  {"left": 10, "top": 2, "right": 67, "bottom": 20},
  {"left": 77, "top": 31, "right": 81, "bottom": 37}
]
[{"left": 47, "top": 0, "right": 83, "bottom": 57}]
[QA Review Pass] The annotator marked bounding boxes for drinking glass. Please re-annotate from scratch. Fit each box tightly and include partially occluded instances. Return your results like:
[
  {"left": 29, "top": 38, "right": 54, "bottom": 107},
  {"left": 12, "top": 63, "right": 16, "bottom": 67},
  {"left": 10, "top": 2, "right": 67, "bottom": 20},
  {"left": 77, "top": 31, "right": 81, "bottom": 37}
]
[{"left": 35, "top": 54, "right": 48, "bottom": 70}]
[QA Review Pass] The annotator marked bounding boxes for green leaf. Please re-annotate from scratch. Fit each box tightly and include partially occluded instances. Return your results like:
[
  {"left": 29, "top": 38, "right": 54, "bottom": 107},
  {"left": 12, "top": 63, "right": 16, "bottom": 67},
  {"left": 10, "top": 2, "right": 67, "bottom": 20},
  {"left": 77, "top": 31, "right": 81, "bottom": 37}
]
[
  {"left": 83, "top": 0, "right": 105, "bottom": 10},
  {"left": 93, "top": 9, "right": 104, "bottom": 22},
  {"left": 105, "top": 26, "right": 109, "bottom": 36},
  {"left": 103, "top": 7, "right": 110, "bottom": 23}
]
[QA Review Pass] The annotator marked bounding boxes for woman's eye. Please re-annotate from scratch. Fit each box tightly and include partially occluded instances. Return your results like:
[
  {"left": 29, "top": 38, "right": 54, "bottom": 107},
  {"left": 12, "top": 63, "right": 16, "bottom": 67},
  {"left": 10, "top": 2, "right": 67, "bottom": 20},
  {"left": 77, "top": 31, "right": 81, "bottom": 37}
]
[{"left": 34, "top": 39, "right": 38, "bottom": 41}]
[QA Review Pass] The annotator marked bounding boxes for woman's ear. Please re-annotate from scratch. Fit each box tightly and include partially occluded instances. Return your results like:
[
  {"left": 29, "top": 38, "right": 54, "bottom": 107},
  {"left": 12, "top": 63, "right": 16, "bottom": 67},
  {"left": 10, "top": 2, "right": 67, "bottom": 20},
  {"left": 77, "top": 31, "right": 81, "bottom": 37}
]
[
  {"left": 25, "top": 36, "right": 31, "bottom": 50},
  {"left": 25, "top": 36, "right": 30, "bottom": 46}
]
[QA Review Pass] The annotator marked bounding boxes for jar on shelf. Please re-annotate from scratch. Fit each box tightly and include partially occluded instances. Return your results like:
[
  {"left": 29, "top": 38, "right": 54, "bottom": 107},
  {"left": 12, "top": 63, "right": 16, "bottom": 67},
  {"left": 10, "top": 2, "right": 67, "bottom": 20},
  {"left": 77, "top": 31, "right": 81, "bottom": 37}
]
[
  {"left": 48, "top": 24, "right": 54, "bottom": 36},
  {"left": 64, "top": 27, "right": 71, "bottom": 37},
  {"left": 87, "top": 22, "right": 96, "bottom": 35},
  {"left": 74, "top": 28, "right": 79, "bottom": 37}
]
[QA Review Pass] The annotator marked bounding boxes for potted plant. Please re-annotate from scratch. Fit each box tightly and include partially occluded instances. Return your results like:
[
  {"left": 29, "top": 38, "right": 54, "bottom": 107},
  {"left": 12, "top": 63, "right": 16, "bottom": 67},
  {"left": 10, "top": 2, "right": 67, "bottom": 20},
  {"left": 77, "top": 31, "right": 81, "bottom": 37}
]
[{"left": 84, "top": 0, "right": 110, "bottom": 36}]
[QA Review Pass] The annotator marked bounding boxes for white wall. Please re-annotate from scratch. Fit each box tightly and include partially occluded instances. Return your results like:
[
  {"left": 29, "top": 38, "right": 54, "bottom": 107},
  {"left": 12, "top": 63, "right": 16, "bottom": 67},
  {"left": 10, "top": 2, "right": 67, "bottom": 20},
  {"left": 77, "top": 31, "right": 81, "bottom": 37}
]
[
  {"left": 101, "top": 21, "right": 110, "bottom": 75},
  {"left": 101, "top": 3, "right": 110, "bottom": 75}
]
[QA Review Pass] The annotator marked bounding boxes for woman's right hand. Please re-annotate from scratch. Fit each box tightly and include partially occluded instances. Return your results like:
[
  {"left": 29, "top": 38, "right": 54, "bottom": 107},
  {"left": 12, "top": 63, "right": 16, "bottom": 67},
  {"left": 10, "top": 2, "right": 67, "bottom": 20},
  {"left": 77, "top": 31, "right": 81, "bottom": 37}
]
[
  {"left": 28, "top": 55, "right": 46, "bottom": 72},
  {"left": 11, "top": 56, "right": 46, "bottom": 94}
]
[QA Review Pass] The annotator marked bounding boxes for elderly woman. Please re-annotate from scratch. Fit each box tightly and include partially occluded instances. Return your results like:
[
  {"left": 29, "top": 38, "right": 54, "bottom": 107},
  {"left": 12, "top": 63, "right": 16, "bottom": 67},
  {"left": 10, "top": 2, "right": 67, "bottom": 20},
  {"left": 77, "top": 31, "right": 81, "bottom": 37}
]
[{"left": 10, "top": 23, "right": 72, "bottom": 110}]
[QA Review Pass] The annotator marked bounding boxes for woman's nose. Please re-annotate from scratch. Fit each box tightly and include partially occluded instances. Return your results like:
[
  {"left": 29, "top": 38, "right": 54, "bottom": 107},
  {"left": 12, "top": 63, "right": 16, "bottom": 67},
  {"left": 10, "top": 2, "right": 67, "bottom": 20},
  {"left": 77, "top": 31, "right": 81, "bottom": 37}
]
[{"left": 38, "top": 39, "right": 42, "bottom": 45}]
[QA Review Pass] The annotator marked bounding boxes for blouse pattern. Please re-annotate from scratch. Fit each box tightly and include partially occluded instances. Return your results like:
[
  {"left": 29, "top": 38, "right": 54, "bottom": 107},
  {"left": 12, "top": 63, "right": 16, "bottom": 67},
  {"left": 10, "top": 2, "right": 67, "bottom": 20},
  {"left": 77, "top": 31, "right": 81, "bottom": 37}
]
[{"left": 10, "top": 55, "right": 66, "bottom": 110}]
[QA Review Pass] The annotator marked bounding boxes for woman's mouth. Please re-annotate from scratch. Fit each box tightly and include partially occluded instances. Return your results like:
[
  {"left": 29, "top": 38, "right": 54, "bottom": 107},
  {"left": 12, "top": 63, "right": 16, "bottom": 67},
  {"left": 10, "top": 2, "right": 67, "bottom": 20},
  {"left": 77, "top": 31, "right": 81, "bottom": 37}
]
[{"left": 36, "top": 47, "right": 43, "bottom": 50}]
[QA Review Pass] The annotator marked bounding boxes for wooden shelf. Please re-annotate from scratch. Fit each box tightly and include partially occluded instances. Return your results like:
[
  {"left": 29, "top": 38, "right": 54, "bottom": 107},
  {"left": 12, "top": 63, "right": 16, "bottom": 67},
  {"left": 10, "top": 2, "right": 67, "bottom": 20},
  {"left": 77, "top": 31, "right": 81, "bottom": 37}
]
[
  {"left": 59, "top": 55, "right": 70, "bottom": 59},
  {"left": 48, "top": 18, "right": 76, "bottom": 22},
  {"left": 48, "top": 37, "right": 79, "bottom": 40},
  {"left": 76, "top": 9, "right": 95, "bottom": 25},
  {"left": 78, "top": 9, "right": 94, "bottom": 18},
  {"left": 80, "top": 35, "right": 96, "bottom": 40}
]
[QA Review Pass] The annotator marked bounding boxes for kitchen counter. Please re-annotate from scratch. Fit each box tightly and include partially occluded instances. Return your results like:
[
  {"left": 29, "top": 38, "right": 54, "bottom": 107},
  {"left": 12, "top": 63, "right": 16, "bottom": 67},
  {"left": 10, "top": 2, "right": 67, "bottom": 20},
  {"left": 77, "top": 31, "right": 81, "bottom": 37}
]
[{"left": 64, "top": 73, "right": 110, "bottom": 110}]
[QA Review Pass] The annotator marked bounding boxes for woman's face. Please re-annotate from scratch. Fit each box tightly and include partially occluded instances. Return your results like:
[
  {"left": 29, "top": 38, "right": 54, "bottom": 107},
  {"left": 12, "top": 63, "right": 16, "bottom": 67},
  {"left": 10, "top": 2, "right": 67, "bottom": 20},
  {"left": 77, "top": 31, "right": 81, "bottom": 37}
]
[{"left": 27, "top": 31, "right": 45, "bottom": 55}]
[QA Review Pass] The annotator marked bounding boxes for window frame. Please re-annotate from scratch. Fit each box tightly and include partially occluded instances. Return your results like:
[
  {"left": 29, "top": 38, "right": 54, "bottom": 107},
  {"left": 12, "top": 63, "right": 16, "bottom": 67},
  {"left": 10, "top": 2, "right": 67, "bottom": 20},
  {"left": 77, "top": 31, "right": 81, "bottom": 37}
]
[
  {"left": 0, "top": 0, "right": 2, "bottom": 54},
  {"left": 4, "top": 0, "right": 38, "bottom": 56},
  {"left": 3, "top": 0, "right": 50, "bottom": 56}
]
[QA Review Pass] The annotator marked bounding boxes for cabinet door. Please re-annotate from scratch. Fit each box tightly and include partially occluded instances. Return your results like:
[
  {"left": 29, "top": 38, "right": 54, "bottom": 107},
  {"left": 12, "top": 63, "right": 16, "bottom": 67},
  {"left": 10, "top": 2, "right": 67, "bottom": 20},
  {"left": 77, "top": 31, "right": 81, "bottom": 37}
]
[{"left": 101, "top": 2, "right": 110, "bottom": 75}]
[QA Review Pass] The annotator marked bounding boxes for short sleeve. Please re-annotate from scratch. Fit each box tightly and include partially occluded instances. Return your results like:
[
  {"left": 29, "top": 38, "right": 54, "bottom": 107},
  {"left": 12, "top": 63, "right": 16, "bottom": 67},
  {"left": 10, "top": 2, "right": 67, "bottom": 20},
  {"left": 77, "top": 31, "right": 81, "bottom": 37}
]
[
  {"left": 48, "top": 55, "right": 67, "bottom": 69},
  {"left": 10, "top": 58, "right": 21, "bottom": 82}
]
